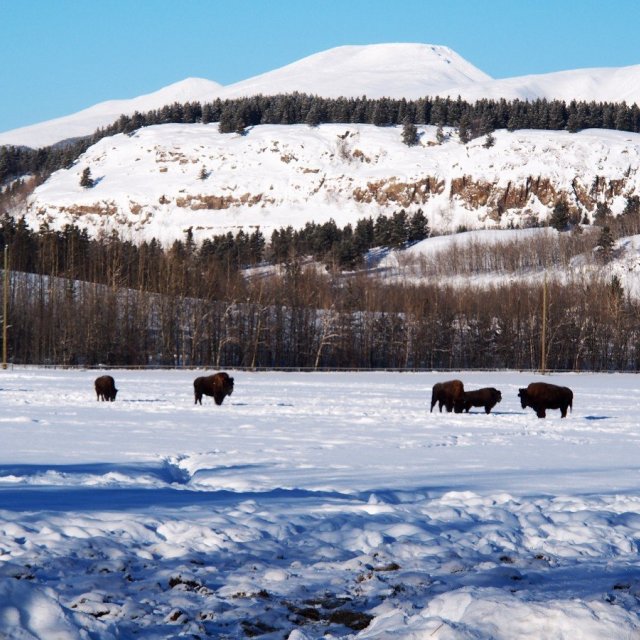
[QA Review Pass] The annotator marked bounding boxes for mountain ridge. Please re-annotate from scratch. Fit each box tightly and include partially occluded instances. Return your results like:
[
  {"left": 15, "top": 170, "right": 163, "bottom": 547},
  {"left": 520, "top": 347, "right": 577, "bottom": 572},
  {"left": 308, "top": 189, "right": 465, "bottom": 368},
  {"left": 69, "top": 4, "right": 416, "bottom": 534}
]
[
  {"left": 22, "top": 122, "right": 640, "bottom": 245},
  {"left": 2, "top": 42, "right": 640, "bottom": 149}
]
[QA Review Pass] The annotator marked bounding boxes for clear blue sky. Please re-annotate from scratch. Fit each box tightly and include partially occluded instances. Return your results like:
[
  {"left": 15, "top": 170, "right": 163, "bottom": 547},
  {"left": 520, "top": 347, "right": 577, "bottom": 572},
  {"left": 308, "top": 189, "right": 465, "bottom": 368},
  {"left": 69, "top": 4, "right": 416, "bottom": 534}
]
[{"left": 2, "top": 0, "right": 640, "bottom": 133}]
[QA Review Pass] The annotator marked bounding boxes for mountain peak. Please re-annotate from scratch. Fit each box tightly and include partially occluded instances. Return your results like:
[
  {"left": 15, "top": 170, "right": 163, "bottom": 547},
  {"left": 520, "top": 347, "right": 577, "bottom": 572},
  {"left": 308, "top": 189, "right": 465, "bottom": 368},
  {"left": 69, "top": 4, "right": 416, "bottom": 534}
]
[
  {"left": 216, "top": 42, "right": 491, "bottom": 100},
  {"left": 3, "top": 42, "right": 640, "bottom": 150}
]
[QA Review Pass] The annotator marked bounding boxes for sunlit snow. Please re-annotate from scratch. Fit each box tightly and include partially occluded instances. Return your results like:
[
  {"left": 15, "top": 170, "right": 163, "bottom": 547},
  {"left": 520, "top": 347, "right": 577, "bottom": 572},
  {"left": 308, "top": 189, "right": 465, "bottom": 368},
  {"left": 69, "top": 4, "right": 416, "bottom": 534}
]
[
  {"left": 1, "top": 368, "right": 640, "bottom": 638},
  {"left": 3, "top": 42, "right": 640, "bottom": 148}
]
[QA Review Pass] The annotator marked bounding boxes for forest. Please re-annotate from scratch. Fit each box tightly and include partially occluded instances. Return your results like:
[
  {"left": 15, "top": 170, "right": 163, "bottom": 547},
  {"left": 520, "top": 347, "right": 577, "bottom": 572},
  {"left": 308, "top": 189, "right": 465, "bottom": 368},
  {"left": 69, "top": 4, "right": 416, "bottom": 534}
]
[
  {"left": 3, "top": 91, "right": 640, "bottom": 370},
  {"left": 3, "top": 92, "right": 640, "bottom": 185},
  {"left": 1, "top": 207, "right": 639, "bottom": 371}
]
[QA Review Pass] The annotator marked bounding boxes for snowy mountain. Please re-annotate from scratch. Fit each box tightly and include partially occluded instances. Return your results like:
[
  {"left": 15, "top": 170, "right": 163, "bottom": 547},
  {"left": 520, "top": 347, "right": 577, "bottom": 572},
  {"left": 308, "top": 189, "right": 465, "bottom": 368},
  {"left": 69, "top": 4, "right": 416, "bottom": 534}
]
[
  {"left": 23, "top": 122, "right": 640, "bottom": 245},
  {"left": 213, "top": 43, "right": 491, "bottom": 100},
  {"left": 441, "top": 63, "right": 640, "bottom": 105},
  {"left": 0, "top": 77, "right": 222, "bottom": 149},
  {"left": 3, "top": 42, "right": 640, "bottom": 149}
]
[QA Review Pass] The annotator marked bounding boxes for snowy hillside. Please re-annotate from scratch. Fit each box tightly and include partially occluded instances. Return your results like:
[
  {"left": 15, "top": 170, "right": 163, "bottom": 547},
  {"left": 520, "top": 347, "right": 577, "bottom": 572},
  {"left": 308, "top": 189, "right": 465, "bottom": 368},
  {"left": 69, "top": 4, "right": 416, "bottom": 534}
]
[
  {"left": 377, "top": 228, "right": 640, "bottom": 300},
  {"left": 440, "top": 62, "right": 640, "bottom": 105},
  {"left": 3, "top": 42, "right": 640, "bottom": 149},
  {"left": 23, "top": 122, "right": 640, "bottom": 245},
  {"left": 2, "top": 368, "right": 640, "bottom": 638},
  {"left": 0, "top": 78, "right": 222, "bottom": 149}
]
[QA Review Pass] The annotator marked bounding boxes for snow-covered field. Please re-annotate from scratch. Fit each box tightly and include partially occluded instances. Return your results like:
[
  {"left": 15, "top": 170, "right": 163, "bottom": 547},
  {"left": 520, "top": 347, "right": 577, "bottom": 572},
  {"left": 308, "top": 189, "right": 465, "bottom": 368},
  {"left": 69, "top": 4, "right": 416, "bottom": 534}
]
[{"left": 1, "top": 368, "right": 640, "bottom": 639}]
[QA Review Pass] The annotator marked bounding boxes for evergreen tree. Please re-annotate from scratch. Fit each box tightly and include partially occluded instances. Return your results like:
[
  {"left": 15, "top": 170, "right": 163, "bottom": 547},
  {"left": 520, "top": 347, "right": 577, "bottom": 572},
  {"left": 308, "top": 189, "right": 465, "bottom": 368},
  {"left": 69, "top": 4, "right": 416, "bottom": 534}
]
[
  {"left": 483, "top": 133, "right": 496, "bottom": 148},
  {"left": 615, "top": 103, "right": 632, "bottom": 131},
  {"left": 79, "top": 167, "right": 94, "bottom": 188},
  {"left": 401, "top": 117, "right": 419, "bottom": 147},
  {"left": 549, "top": 200, "right": 570, "bottom": 231},
  {"left": 373, "top": 214, "right": 392, "bottom": 246},
  {"left": 407, "top": 209, "right": 429, "bottom": 243},
  {"left": 353, "top": 217, "right": 375, "bottom": 254},
  {"left": 389, "top": 210, "right": 409, "bottom": 247},
  {"left": 305, "top": 101, "right": 323, "bottom": 127},
  {"left": 457, "top": 114, "right": 471, "bottom": 144},
  {"left": 596, "top": 225, "right": 615, "bottom": 262},
  {"left": 594, "top": 202, "right": 611, "bottom": 225},
  {"left": 371, "top": 100, "right": 391, "bottom": 126},
  {"left": 623, "top": 195, "right": 640, "bottom": 217}
]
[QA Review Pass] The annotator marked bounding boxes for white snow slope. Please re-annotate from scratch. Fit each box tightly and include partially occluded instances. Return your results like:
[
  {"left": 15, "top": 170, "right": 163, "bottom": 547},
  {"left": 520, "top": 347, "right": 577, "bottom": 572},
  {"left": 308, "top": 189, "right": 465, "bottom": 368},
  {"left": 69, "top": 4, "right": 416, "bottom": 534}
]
[
  {"left": 1, "top": 368, "right": 640, "bottom": 639},
  {"left": 3, "top": 43, "right": 640, "bottom": 149},
  {"left": 0, "top": 78, "right": 222, "bottom": 149},
  {"left": 23, "top": 122, "right": 640, "bottom": 243}
]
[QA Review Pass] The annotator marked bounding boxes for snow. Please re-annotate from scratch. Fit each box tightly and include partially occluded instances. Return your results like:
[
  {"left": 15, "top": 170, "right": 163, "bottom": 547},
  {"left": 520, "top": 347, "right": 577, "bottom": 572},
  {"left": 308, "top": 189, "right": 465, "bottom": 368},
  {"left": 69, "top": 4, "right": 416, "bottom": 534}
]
[
  {"left": 22, "top": 123, "right": 640, "bottom": 245},
  {"left": 2, "top": 367, "right": 640, "bottom": 638},
  {"left": 4, "top": 42, "right": 640, "bottom": 149},
  {"left": 19, "top": 118, "right": 640, "bottom": 299},
  {"left": 213, "top": 43, "right": 491, "bottom": 102},
  {"left": 0, "top": 78, "right": 223, "bottom": 149},
  {"left": 440, "top": 63, "right": 640, "bottom": 106}
]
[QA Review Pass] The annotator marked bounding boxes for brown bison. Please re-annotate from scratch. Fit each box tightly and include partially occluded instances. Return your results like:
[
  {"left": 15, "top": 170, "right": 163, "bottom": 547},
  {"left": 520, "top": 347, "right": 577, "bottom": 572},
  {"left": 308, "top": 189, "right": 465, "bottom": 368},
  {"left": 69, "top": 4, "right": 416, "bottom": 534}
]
[
  {"left": 463, "top": 387, "right": 502, "bottom": 414},
  {"left": 518, "top": 382, "right": 573, "bottom": 418},
  {"left": 95, "top": 375, "right": 118, "bottom": 401},
  {"left": 194, "top": 372, "right": 234, "bottom": 406},
  {"left": 430, "top": 379, "right": 465, "bottom": 413}
]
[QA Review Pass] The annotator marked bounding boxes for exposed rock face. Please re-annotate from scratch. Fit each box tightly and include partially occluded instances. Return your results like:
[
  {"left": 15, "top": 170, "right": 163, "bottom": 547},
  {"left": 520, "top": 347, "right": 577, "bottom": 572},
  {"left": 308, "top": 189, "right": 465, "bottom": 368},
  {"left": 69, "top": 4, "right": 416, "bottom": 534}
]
[
  {"left": 353, "top": 177, "right": 445, "bottom": 206},
  {"left": 21, "top": 123, "right": 640, "bottom": 242}
]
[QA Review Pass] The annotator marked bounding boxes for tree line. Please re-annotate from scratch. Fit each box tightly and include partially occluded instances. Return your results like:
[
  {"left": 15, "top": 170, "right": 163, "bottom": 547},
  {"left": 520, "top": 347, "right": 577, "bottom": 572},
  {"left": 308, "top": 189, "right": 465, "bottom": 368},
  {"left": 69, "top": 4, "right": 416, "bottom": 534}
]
[
  {"left": 2, "top": 212, "right": 640, "bottom": 371},
  {"left": 0, "top": 208, "right": 428, "bottom": 278},
  {"left": 3, "top": 92, "right": 640, "bottom": 185}
]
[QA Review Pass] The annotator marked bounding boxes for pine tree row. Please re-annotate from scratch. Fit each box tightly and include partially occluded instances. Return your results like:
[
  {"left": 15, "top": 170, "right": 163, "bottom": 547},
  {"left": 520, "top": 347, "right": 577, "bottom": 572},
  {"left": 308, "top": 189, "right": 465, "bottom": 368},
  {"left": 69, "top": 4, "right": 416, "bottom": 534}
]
[{"left": 3, "top": 93, "right": 640, "bottom": 186}]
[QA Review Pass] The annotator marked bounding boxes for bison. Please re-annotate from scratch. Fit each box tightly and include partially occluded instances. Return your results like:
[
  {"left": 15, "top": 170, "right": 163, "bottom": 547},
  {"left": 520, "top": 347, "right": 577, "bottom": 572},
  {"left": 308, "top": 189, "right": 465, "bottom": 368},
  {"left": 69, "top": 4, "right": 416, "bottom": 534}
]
[
  {"left": 518, "top": 382, "right": 573, "bottom": 418},
  {"left": 194, "top": 372, "right": 234, "bottom": 406},
  {"left": 463, "top": 387, "right": 502, "bottom": 414},
  {"left": 430, "top": 379, "right": 465, "bottom": 413},
  {"left": 95, "top": 375, "right": 118, "bottom": 401}
]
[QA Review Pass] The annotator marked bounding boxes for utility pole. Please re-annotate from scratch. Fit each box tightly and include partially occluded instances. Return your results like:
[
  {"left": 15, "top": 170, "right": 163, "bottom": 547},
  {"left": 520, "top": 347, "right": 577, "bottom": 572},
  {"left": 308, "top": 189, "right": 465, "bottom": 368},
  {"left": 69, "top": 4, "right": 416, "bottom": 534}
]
[
  {"left": 540, "top": 274, "right": 547, "bottom": 375},
  {"left": 2, "top": 245, "right": 8, "bottom": 370}
]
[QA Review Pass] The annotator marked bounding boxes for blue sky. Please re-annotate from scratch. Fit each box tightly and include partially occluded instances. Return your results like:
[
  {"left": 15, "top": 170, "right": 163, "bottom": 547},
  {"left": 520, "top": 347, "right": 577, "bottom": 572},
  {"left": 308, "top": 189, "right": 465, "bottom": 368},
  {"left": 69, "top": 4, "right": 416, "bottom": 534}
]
[{"left": 2, "top": 0, "right": 640, "bottom": 133}]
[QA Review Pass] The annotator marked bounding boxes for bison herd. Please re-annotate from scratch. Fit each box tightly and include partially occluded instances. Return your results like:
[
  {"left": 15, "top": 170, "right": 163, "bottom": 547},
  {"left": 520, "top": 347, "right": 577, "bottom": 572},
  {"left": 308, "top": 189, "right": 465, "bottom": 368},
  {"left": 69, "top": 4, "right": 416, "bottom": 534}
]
[
  {"left": 94, "top": 371, "right": 234, "bottom": 406},
  {"left": 94, "top": 372, "right": 573, "bottom": 418},
  {"left": 431, "top": 379, "right": 573, "bottom": 418}
]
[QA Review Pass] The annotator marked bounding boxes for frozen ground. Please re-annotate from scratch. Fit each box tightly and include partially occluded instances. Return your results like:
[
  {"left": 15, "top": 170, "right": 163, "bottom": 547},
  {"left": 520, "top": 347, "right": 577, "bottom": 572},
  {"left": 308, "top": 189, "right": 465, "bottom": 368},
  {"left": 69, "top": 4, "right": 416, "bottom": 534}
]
[{"left": 1, "top": 368, "right": 640, "bottom": 639}]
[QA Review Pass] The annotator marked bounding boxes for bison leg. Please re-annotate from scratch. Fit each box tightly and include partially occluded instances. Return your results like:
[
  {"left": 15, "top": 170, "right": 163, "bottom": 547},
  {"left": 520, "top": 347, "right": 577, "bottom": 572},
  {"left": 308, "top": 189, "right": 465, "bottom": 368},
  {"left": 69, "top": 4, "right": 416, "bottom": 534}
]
[
  {"left": 560, "top": 405, "right": 568, "bottom": 418},
  {"left": 536, "top": 408, "right": 546, "bottom": 418},
  {"left": 484, "top": 405, "right": 491, "bottom": 414},
  {"left": 194, "top": 393, "right": 202, "bottom": 405}
]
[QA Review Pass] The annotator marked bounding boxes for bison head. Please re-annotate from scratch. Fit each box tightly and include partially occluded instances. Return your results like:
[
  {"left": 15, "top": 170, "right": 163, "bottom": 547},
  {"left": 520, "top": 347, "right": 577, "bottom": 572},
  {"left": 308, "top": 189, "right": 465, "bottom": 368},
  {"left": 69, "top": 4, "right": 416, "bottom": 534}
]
[
  {"left": 517, "top": 388, "right": 528, "bottom": 409},
  {"left": 223, "top": 375, "right": 234, "bottom": 396},
  {"left": 213, "top": 373, "right": 234, "bottom": 405}
]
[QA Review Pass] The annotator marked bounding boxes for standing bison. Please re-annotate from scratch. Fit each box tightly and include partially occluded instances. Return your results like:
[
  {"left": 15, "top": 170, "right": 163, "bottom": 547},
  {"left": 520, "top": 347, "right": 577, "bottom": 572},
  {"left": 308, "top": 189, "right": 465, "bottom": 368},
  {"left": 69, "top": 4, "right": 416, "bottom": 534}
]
[
  {"left": 430, "top": 379, "right": 465, "bottom": 413},
  {"left": 194, "top": 372, "right": 234, "bottom": 406},
  {"left": 95, "top": 375, "right": 118, "bottom": 401},
  {"left": 463, "top": 387, "right": 502, "bottom": 414},
  {"left": 518, "top": 382, "right": 573, "bottom": 418}
]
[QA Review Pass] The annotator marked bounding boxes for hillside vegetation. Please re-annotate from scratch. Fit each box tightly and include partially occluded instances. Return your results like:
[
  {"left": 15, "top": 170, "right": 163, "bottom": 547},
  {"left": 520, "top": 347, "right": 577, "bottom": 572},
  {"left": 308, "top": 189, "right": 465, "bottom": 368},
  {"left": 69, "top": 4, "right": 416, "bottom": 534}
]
[{"left": 2, "top": 213, "right": 638, "bottom": 371}]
